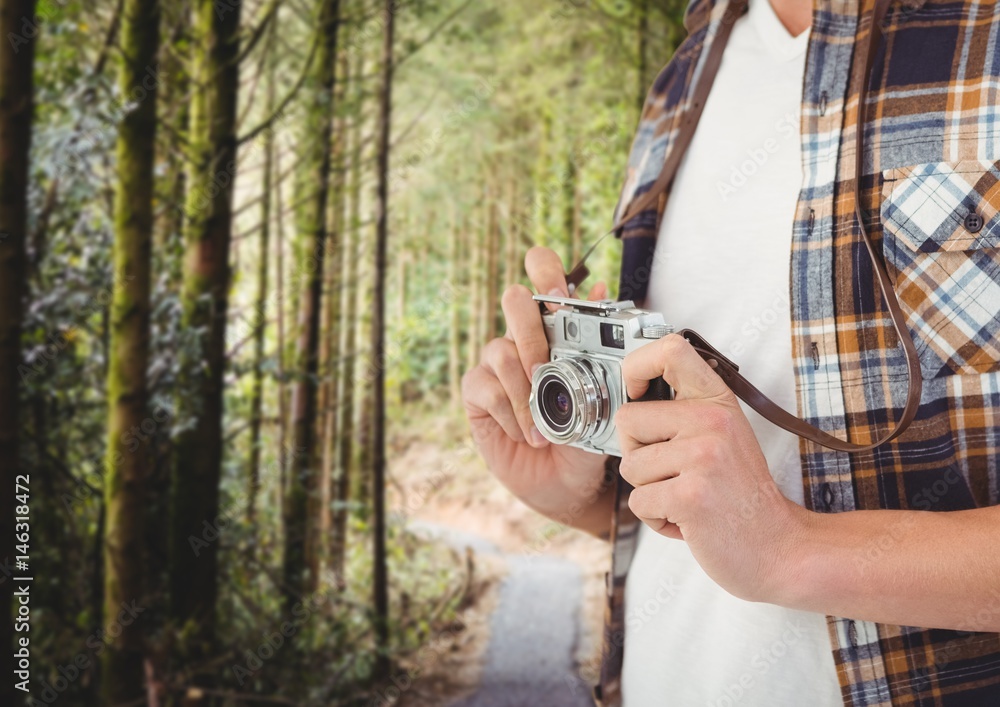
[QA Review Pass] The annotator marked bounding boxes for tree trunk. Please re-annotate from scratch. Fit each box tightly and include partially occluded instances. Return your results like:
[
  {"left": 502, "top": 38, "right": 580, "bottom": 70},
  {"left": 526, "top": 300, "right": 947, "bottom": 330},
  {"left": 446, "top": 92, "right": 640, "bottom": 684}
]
[
  {"left": 448, "top": 207, "right": 462, "bottom": 409},
  {"left": 533, "top": 110, "right": 553, "bottom": 247},
  {"left": 637, "top": 0, "right": 649, "bottom": 116},
  {"left": 465, "top": 218, "right": 481, "bottom": 372},
  {"left": 562, "top": 149, "right": 577, "bottom": 267},
  {"left": 102, "top": 2, "right": 160, "bottom": 700},
  {"left": 322, "top": 42, "right": 354, "bottom": 576},
  {"left": 275, "top": 120, "right": 289, "bottom": 519},
  {"left": 484, "top": 183, "right": 500, "bottom": 342},
  {"left": 0, "top": 2, "right": 37, "bottom": 705},
  {"left": 283, "top": 0, "right": 341, "bottom": 606},
  {"left": 372, "top": 0, "right": 395, "bottom": 682},
  {"left": 315, "top": 209, "right": 338, "bottom": 585},
  {"left": 504, "top": 173, "right": 519, "bottom": 288},
  {"left": 572, "top": 168, "right": 583, "bottom": 266},
  {"left": 247, "top": 10, "right": 278, "bottom": 525},
  {"left": 396, "top": 231, "right": 406, "bottom": 323},
  {"left": 333, "top": 41, "right": 365, "bottom": 575},
  {"left": 155, "top": 0, "right": 189, "bottom": 289},
  {"left": 169, "top": 0, "right": 241, "bottom": 663}
]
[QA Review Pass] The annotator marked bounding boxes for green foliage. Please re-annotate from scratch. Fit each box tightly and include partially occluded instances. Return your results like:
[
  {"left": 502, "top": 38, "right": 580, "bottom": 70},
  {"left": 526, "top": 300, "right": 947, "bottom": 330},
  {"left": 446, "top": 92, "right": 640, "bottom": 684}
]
[{"left": 18, "top": 0, "right": 687, "bottom": 701}]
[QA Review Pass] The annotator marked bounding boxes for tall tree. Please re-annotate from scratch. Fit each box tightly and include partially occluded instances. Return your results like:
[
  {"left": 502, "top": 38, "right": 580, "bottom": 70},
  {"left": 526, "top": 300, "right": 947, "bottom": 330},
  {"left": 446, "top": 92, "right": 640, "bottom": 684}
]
[
  {"left": 504, "top": 173, "right": 520, "bottom": 289},
  {"left": 283, "top": 0, "right": 342, "bottom": 605},
  {"left": 448, "top": 207, "right": 462, "bottom": 409},
  {"left": 0, "top": 2, "right": 38, "bottom": 704},
  {"left": 372, "top": 0, "right": 395, "bottom": 682},
  {"left": 636, "top": 0, "right": 649, "bottom": 114},
  {"left": 155, "top": 0, "right": 189, "bottom": 287},
  {"left": 102, "top": 0, "right": 160, "bottom": 700},
  {"left": 169, "top": 0, "right": 242, "bottom": 662},
  {"left": 464, "top": 218, "right": 481, "bottom": 372},
  {"left": 275, "top": 125, "right": 290, "bottom": 517},
  {"left": 333, "top": 39, "right": 365, "bottom": 573},
  {"left": 484, "top": 182, "right": 500, "bottom": 341},
  {"left": 247, "top": 8, "right": 279, "bottom": 523},
  {"left": 321, "top": 44, "right": 350, "bottom": 574},
  {"left": 562, "top": 148, "right": 578, "bottom": 265}
]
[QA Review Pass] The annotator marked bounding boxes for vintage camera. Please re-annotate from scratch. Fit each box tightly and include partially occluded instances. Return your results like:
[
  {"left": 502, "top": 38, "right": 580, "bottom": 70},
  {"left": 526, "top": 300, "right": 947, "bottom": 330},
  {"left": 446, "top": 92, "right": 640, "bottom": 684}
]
[{"left": 528, "top": 295, "right": 674, "bottom": 456}]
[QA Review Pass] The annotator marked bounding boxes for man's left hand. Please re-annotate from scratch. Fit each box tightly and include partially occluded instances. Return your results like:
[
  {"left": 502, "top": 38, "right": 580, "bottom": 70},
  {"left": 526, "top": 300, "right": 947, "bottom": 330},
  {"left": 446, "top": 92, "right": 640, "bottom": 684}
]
[{"left": 616, "top": 334, "right": 805, "bottom": 603}]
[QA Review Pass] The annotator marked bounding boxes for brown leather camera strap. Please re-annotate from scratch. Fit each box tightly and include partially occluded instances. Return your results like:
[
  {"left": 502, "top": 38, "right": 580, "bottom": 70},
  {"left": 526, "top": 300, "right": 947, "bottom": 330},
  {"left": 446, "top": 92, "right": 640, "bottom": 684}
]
[{"left": 574, "top": 0, "right": 919, "bottom": 455}]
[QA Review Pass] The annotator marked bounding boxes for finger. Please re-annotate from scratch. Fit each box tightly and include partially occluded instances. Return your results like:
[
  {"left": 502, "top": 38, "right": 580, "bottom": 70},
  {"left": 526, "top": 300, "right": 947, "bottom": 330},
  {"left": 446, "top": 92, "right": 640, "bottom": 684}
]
[
  {"left": 501, "top": 284, "right": 550, "bottom": 380},
  {"left": 616, "top": 397, "right": 740, "bottom": 447},
  {"left": 585, "top": 281, "right": 607, "bottom": 302},
  {"left": 628, "top": 483, "right": 684, "bottom": 540},
  {"left": 614, "top": 399, "right": 690, "bottom": 453},
  {"left": 481, "top": 337, "right": 546, "bottom": 447},
  {"left": 524, "top": 246, "right": 569, "bottom": 311},
  {"left": 619, "top": 440, "right": 680, "bottom": 487},
  {"left": 461, "top": 365, "right": 526, "bottom": 444},
  {"left": 619, "top": 435, "right": 721, "bottom": 487},
  {"left": 623, "top": 333, "right": 732, "bottom": 401}
]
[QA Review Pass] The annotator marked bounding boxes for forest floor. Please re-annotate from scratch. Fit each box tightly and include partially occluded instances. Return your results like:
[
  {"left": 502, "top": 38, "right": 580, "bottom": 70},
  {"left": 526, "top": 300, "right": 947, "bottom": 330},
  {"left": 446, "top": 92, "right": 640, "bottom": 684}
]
[{"left": 387, "top": 407, "right": 608, "bottom": 706}]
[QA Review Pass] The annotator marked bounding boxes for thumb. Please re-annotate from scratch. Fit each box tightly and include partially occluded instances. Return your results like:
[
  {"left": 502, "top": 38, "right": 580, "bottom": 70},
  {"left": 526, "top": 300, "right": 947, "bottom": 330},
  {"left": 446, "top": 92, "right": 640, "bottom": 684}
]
[
  {"left": 585, "top": 281, "right": 608, "bottom": 301},
  {"left": 524, "top": 246, "right": 569, "bottom": 311}
]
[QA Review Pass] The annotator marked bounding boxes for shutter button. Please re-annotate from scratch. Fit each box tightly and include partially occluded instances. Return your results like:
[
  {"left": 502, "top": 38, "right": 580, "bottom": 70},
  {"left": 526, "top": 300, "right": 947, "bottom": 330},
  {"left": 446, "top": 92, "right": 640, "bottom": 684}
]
[{"left": 964, "top": 211, "right": 984, "bottom": 233}]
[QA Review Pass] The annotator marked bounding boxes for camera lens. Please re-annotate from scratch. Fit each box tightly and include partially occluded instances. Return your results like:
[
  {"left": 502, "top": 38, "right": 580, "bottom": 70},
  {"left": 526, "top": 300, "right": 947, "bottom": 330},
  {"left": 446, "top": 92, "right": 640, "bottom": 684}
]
[
  {"left": 529, "top": 357, "right": 613, "bottom": 446},
  {"left": 540, "top": 377, "right": 574, "bottom": 430}
]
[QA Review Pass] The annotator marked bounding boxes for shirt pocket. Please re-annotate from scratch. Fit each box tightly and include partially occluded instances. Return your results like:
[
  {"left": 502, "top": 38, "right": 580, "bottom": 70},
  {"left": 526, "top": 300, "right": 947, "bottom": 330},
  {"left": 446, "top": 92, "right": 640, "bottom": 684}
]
[{"left": 880, "top": 160, "right": 1000, "bottom": 378}]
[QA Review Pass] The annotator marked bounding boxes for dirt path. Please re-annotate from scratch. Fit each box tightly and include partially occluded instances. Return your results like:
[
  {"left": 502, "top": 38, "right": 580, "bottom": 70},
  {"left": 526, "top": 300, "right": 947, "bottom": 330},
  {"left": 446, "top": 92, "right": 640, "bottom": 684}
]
[
  {"left": 390, "top": 423, "right": 607, "bottom": 706},
  {"left": 449, "top": 554, "right": 595, "bottom": 707},
  {"left": 410, "top": 522, "right": 595, "bottom": 706}
]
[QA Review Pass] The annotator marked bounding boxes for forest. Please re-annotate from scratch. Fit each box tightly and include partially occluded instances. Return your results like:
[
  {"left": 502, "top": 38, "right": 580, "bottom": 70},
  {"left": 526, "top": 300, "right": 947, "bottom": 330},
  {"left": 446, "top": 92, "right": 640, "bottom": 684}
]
[{"left": 0, "top": 0, "right": 687, "bottom": 704}]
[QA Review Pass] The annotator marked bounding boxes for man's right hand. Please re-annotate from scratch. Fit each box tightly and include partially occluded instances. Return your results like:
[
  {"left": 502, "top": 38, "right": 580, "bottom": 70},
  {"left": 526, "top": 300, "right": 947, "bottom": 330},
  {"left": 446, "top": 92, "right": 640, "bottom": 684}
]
[{"left": 461, "top": 246, "right": 615, "bottom": 537}]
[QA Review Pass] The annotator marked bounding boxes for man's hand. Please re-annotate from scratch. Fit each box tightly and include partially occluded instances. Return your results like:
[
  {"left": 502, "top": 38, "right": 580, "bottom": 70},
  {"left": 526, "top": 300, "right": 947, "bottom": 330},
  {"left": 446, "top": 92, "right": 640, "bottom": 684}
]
[
  {"left": 462, "top": 246, "right": 615, "bottom": 537},
  {"left": 616, "top": 333, "right": 805, "bottom": 602}
]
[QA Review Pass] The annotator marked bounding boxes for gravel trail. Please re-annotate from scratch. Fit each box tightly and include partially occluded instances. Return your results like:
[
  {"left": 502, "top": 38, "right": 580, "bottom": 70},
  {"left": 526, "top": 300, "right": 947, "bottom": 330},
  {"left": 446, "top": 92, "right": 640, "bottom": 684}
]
[{"left": 410, "top": 522, "right": 595, "bottom": 706}]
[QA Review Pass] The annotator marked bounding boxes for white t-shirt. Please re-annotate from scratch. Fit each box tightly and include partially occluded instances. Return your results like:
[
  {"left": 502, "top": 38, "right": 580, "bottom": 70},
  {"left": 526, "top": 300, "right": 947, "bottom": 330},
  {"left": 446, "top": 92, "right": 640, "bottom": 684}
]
[{"left": 621, "top": 1, "right": 843, "bottom": 705}]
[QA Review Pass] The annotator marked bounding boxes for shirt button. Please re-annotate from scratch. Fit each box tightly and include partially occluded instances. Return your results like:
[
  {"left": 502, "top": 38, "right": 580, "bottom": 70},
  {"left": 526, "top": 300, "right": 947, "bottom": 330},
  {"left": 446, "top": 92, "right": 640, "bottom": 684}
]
[
  {"left": 964, "top": 211, "right": 984, "bottom": 233},
  {"left": 821, "top": 483, "right": 835, "bottom": 511}
]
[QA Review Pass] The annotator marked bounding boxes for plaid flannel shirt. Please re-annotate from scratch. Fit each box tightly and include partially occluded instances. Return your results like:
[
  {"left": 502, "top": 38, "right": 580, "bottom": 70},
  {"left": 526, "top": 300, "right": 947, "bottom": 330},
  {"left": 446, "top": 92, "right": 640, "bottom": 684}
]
[{"left": 603, "top": 0, "right": 1000, "bottom": 705}]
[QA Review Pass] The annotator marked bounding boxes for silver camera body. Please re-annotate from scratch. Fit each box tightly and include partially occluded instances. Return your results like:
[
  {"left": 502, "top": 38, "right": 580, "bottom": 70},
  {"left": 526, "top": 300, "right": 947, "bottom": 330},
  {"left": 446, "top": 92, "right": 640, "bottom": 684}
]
[{"left": 528, "top": 295, "right": 674, "bottom": 457}]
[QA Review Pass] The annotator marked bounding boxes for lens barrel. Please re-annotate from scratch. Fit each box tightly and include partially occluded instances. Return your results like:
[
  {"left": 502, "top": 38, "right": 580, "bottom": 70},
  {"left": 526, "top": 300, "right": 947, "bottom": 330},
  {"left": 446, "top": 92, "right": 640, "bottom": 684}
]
[{"left": 529, "top": 357, "right": 611, "bottom": 446}]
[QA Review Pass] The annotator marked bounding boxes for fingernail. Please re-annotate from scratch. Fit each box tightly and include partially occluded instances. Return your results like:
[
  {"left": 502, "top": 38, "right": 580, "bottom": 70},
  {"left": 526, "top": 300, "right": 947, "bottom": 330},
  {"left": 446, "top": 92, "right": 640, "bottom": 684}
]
[
  {"left": 547, "top": 286, "right": 568, "bottom": 298},
  {"left": 530, "top": 426, "right": 548, "bottom": 447}
]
